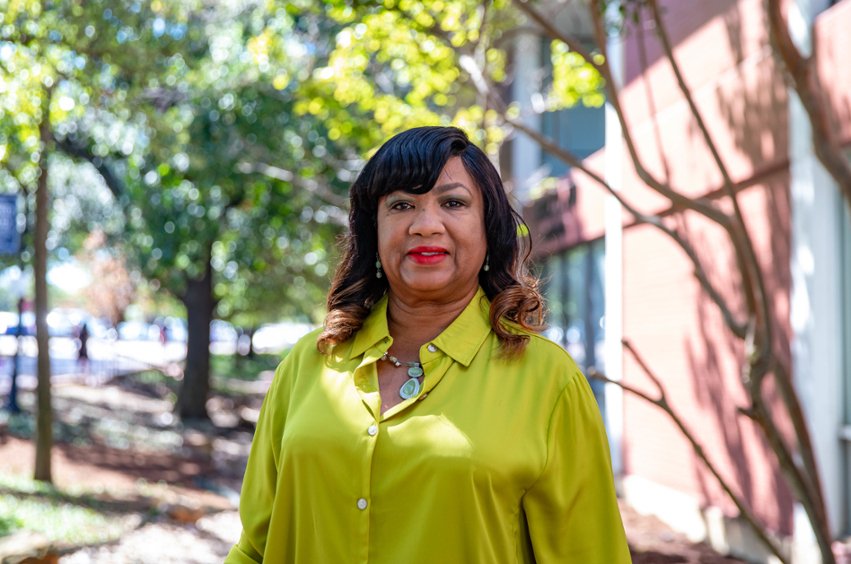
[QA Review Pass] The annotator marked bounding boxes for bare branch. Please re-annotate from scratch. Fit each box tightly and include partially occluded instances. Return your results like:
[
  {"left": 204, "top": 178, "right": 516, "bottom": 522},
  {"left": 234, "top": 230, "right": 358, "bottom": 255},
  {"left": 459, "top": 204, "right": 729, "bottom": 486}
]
[
  {"left": 51, "top": 135, "right": 126, "bottom": 199},
  {"left": 738, "top": 396, "right": 829, "bottom": 562},
  {"left": 512, "top": 111, "right": 747, "bottom": 336},
  {"left": 590, "top": 353, "right": 789, "bottom": 564},
  {"left": 645, "top": 0, "right": 734, "bottom": 190},
  {"left": 766, "top": 0, "right": 851, "bottom": 209},
  {"left": 236, "top": 161, "right": 349, "bottom": 222},
  {"left": 512, "top": 0, "right": 734, "bottom": 226},
  {"left": 574, "top": 0, "right": 734, "bottom": 227},
  {"left": 769, "top": 360, "right": 830, "bottom": 541},
  {"left": 513, "top": 0, "right": 599, "bottom": 66},
  {"left": 645, "top": 0, "right": 772, "bottom": 356},
  {"left": 458, "top": 52, "right": 749, "bottom": 337}
]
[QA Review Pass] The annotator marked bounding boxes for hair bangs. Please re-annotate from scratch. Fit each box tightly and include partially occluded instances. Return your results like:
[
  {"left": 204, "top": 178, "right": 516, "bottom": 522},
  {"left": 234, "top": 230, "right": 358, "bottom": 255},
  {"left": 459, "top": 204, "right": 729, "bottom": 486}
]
[{"left": 353, "top": 127, "right": 468, "bottom": 207}]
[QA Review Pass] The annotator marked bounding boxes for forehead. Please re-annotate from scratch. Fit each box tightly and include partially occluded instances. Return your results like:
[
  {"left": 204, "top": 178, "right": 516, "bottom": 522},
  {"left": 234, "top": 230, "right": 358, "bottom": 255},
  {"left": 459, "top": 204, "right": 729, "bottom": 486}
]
[
  {"left": 436, "top": 157, "right": 475, "bottom": 187},
  {"left": 382, "top": 157, "right": 481, "bottom": 200}
]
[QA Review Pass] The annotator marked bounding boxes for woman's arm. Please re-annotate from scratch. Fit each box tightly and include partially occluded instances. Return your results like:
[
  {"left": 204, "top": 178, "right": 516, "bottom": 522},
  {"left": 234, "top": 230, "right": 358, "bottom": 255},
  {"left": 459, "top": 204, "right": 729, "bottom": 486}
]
[
  {"left": 522, "top": 372, "right": 631, "bottom": 563},
  {"left": 224, "top": 360, "right": 290, "bottom": 564}
]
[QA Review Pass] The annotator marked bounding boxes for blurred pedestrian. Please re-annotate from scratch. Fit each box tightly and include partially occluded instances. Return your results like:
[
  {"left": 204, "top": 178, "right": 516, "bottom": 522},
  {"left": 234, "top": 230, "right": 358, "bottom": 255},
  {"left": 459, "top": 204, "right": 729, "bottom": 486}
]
[
  {"left": 226, "top": 127, "right": 630, "bottom": 564},
  {"left": 77, "top": 322, "right": 89, "bottom": 375}
]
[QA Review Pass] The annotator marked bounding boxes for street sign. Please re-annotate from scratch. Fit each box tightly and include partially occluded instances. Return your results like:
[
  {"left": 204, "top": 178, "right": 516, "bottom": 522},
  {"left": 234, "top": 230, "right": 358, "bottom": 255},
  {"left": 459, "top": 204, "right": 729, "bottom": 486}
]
[{"left": 0, "top": 194, "right": 20, "bottom": 255}]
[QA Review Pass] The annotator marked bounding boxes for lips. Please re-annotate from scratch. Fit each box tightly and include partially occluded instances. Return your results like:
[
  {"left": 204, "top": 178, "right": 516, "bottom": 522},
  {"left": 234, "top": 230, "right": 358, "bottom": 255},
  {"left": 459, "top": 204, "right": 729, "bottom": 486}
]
[{"left": 407, "top": 246, "right": 449, "bottom": 265}]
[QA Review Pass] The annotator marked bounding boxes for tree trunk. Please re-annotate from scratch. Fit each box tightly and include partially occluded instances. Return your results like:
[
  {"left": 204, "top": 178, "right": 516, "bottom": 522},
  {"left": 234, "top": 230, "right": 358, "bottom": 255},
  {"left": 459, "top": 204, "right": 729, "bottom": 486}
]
[
  {"left": 248, "top": 325, "right": 256, "bottom": 359},
  {"left": 7, "top": 298, "right": 24, "bottom": 414},
  {"left": 177, "top": 259, "right": 214, "bottom": 420},
  {"left": 33, "top": 119, "right": 52, "bottom": 483}
]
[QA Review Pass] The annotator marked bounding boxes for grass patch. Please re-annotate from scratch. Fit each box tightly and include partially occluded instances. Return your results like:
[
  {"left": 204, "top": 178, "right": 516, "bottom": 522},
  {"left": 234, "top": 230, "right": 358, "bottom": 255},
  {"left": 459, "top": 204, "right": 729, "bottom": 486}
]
[
  {"left": 0, "top": 473, "right": 124, "bottom": 546},
  {"left": 210, "top": 353, "right": 284, "bottom": 381}
]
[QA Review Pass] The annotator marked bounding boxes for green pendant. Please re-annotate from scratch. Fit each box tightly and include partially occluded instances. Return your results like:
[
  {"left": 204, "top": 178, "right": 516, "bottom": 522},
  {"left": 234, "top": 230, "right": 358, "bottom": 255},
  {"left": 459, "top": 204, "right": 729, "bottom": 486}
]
[
  {"left": 407, "top": 365, "right": 424, "bottom": 378},
  {"left": 399, "top": 378, "right": 420, "bottom": 400}
]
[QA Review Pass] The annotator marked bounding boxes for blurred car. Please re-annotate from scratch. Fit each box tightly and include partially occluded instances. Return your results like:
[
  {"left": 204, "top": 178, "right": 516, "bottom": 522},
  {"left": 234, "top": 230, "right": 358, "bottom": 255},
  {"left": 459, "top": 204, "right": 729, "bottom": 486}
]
[
  {"left": 117, "top": 321, "right": 160, "bottom": 341},
  {"left": 252, "top": 322, "right": 314, "bottom": 354},
  {"left": 47, "top": 308, "right": 89, "bottom": 337},
  {"left": 85, "top": 317, "right": 113, "bottom": 340},
  {"left": 210, "top": 319, "right": 238, "bottom": 343},
  {"left": 0, "top": 311, "right": 35, "bottom": 336},
  {"left": 165, "top": 317, "right": 187, "bottom": 342}
]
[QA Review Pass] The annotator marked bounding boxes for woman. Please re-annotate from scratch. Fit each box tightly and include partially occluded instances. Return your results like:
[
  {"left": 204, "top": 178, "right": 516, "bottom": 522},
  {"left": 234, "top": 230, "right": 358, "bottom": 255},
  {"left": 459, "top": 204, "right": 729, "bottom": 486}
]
[{"left": 225, "top": 127, "right": 630, "bottom": 564}]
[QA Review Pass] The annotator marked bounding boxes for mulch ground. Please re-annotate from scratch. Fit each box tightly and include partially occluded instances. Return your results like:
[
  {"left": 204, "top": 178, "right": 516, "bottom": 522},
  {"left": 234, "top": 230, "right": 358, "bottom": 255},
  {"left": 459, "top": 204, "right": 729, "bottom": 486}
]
[{"left": 620, "top": 500, "right": 746, "bottom": 563}]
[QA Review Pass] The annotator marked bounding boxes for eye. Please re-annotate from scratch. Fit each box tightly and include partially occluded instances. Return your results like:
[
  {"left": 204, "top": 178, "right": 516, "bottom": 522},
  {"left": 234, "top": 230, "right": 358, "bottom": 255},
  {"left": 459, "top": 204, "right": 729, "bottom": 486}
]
[
  {"left": 390, "top": 201, "right": 414, "bottom": 211},
  {"left": 443, "top": 199, "right": 466, "bottom": 208}
]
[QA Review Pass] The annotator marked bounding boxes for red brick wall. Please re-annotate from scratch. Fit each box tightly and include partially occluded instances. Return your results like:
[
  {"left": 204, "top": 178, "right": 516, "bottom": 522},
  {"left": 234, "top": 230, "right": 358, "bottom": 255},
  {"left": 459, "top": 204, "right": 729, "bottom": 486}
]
[
  {"left": 615, "top": 0, "right": 797, "bottom": 536},
  {"left": 621, "top": 176, "right": 794, "bottom": 534},
  {"left": 524, "top": 0, "right": 849, "bottom": 536}
]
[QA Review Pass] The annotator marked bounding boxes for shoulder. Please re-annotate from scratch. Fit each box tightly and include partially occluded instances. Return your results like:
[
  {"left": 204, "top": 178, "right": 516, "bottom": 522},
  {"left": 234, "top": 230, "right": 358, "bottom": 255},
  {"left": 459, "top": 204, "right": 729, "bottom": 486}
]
[
  {"left": 490, "top": 329, "right": 584, "bottom": 396},
  {"left": 267, "top": 326, "right": 326, "bottom": 391},
  {"left": 531, "top": 333, "right": 584, "bottom": 388},
  {"left": 289, "top": 325, "right": 326, "bottom": 360}
]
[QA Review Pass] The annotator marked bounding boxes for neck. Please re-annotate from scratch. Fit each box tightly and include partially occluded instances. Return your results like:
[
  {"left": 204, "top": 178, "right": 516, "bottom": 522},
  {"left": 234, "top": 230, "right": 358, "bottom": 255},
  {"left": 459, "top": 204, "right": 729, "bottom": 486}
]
[{"left": 385, "top": 284, "right": 479, "bottom": 355}]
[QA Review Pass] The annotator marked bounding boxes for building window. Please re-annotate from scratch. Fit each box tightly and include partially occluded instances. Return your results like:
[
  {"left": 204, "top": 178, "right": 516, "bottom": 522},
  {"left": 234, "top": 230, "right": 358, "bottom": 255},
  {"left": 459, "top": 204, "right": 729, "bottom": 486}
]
[
  {"left": 842, "top": 186, "right": 851, "bottom": 534},
  {"left": 542, "top": 239, "right": 607, "bottom": 418},
  {"left": 539, "top": 38, "right": 606, "bottom": 178},
  {"left": 541, "top": 105, "right": 607, "bottom": 178}
]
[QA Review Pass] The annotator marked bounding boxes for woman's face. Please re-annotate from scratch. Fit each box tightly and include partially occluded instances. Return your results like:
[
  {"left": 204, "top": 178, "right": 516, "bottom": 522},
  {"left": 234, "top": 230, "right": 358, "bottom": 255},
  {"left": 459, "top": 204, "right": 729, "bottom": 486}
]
[{"left": 376, "top": 156, "right": 487, "bottom": 302}]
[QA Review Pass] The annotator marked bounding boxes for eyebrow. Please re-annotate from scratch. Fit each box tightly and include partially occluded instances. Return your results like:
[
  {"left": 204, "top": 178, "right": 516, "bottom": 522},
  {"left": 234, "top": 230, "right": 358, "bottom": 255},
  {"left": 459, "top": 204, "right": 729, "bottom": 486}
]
[{"left": 431, "top": 182, "right": 472, "bottom": 196}]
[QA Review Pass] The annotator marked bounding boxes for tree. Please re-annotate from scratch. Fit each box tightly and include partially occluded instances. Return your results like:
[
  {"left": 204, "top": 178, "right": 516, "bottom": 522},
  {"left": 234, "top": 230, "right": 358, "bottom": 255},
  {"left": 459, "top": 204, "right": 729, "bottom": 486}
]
[
  {"left": 78, "top": 231, "right": 136, "bottom": 327},
  {"left": 0, "top": 0, "right": 81, "bottom": 483},
  {"left": 33, "top": 93, "right": 53, "bottom": 483},
  {"left": 1, "top": 0, "right": 362, "bottom": 420}
]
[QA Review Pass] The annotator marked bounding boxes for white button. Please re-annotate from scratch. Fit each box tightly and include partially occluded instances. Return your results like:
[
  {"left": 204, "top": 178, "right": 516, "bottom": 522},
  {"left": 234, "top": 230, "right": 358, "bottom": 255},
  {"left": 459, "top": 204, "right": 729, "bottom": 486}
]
[
  {"left": 357, "top": 498, "right": 368, "bottom": 510},
  {"left": 368, "top": 425, "right": 378, "bottom": 436},
  {"left": 427, "top": 344, "right": 437, "bottom": 353}
]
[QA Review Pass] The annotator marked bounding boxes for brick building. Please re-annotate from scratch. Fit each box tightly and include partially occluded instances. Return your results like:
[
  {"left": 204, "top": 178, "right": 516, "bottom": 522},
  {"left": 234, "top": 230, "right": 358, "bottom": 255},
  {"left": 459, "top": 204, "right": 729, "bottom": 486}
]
[{"left": 510, "top": 0, "right": 851, "bottom": 561}]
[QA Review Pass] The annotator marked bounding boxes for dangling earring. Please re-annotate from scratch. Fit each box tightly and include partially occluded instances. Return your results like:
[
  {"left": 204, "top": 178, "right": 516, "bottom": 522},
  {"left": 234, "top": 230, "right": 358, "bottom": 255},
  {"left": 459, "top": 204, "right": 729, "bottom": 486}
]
[
  {"left": 482, "top": 252, "right": 490, "bottom": 272},
  {"left": 376, "top": 253, "right": 384, "bottom": 278}
]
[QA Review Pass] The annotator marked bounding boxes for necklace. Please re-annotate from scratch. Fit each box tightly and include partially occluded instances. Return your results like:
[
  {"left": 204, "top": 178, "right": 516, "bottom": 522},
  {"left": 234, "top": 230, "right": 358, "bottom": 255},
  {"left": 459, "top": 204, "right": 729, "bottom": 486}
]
[{"left": 380, "top": 352, "right": 424, "bottom": 399}]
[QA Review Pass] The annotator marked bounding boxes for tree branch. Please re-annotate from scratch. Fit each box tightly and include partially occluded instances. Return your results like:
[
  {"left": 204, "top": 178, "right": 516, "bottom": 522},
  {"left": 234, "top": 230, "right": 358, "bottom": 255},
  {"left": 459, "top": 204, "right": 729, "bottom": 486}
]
[
  {"left": 588, "top": 342, "right": 789, "bottom": 564},
  {"left": 738, "top": 395, "right": 830, "bottom": 563},
  {"left": 644, "top": 0, "right": 772, "bottom": 361},
  {"left": 769, "top": 359, "right": 830, "bottom": 545},
  {"left": 236, "top": 161, "right": 349, "bottom": 222},
  {"left": 458, "top": 54, "right": 748, "bottom": 338},
  {"left": 766, "top": 0, "right": 851, "bottom": 211},
  {"left": 51, "top": 135, "right": 126, "bottom": 199},
  {"left": 513, "top": 0, "right": 733, "bottom": 227},
  {"left": 645, "top": 0, "right": 734, "bottom": 191}
]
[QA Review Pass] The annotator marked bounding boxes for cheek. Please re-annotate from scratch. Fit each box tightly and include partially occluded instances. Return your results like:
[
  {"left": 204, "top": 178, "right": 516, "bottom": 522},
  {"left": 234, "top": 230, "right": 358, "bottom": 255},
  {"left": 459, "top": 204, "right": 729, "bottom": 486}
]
[
  {"left": 472, "top": 213, "right": 487, "bottom": 248},
  {"left": 376, "top": 215, "right": 403, "bottom": 257}
]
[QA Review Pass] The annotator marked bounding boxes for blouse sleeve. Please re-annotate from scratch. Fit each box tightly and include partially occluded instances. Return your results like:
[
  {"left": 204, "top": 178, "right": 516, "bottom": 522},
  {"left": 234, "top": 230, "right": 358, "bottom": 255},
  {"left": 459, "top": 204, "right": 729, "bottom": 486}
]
[
  {"left": 224, "top": 360, "right": 290, "bottom": 564},
  {"left": 522, "top": 372, "right": 631, "bottom": 563}
]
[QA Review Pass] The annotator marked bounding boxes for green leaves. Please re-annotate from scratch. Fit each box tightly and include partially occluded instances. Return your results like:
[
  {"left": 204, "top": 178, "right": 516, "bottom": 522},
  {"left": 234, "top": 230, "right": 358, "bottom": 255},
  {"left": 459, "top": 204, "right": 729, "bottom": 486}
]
[{"left": 549, "top": 41, "right": 606, "bottom": 110}]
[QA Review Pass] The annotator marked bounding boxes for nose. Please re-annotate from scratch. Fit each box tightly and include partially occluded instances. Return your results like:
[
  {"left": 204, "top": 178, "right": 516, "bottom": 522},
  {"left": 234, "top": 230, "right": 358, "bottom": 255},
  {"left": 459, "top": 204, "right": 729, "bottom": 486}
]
[{"left": 409, "top": 203, "right": 445, "bottom": 237}]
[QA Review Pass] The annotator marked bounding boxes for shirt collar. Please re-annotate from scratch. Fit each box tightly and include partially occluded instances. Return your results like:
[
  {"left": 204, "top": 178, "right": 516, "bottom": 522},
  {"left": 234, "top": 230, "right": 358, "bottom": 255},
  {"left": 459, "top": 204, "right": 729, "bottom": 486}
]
[{"left": 350, "top": 287, "right": 493, "bottom": 367}]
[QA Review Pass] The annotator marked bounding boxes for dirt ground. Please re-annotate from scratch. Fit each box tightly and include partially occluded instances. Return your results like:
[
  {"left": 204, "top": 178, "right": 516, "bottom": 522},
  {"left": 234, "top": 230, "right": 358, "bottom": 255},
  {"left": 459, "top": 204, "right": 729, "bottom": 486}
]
[{"left": 0, "top": 381, "right": 747, "bottom": 564}]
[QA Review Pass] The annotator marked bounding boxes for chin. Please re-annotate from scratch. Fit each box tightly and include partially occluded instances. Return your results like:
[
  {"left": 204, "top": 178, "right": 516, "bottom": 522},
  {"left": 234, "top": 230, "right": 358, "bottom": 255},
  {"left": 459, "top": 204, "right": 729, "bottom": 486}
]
[{"left": 399, "top": 272, "right": 457, "bottom": 295}]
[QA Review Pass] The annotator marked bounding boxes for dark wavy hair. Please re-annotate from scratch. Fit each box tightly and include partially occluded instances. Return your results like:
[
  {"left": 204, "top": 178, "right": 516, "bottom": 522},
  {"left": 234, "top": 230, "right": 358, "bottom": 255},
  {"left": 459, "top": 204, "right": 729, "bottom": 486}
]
[{"left": 317, "top": 126, "right": 544, "bottom": 356}]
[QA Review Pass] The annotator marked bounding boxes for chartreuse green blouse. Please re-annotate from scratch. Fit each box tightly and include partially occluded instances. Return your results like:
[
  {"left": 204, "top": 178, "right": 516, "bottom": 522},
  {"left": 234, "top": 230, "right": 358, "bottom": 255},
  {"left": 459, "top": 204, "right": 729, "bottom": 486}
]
[{"left": 225, "top": 288, "right": 630, "bottom": 564}]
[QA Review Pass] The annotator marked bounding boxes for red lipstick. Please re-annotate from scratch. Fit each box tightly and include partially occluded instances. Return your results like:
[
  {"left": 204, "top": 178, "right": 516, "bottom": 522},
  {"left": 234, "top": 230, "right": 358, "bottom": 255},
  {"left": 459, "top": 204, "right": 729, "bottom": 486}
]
[{"left": 407, "top": 246, "right": 449, "bottom": 265}]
